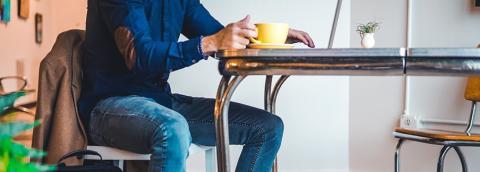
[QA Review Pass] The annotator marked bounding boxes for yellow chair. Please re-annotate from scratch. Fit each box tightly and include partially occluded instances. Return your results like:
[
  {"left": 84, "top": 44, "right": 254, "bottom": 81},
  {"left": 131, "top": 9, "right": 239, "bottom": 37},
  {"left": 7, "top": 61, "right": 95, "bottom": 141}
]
[{"left": 393, "top": 76, "right": 480, "bottom": 172}]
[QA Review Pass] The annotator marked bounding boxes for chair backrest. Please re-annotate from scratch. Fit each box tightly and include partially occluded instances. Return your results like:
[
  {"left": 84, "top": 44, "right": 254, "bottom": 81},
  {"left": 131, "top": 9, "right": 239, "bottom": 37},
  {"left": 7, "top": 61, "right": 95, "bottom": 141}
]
[
  {"left": 0, "top": 76, "right": 28, "bottom": 95},
  {"left": 32, "top": 30, "right": 87, "bottom": 165},
  {"left": 465, "top": 44, "right": 480, "bottom": 101},
  {"left": 465, "top": 76, "right": 480, "bottom": 102},
  {"left": 463, "top": 44, "right": 480, "bottom": 134}
]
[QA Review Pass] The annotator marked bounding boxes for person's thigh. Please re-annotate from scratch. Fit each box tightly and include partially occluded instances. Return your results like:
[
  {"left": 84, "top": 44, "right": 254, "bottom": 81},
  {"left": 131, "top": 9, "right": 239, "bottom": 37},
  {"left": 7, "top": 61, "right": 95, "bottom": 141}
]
[
  {"left": 89, "top": 95, "right": 191, "bottom": 154},
  {"left": 171, "top": 94, "right": 283, "bottom": 146}
]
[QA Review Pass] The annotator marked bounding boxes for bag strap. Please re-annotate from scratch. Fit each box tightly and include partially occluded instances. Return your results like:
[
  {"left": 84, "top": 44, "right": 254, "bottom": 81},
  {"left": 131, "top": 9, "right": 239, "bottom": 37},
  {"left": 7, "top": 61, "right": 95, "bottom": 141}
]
[{"left": 57, "top": 149, "right": 103, "bottom": 164}]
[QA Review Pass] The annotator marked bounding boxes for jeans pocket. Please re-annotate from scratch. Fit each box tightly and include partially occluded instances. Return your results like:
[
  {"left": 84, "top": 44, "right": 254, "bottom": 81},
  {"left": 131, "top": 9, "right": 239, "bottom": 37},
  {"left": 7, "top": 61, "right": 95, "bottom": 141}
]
[{"left": 89, "top": 109, "right": 113, "bottom": 146}]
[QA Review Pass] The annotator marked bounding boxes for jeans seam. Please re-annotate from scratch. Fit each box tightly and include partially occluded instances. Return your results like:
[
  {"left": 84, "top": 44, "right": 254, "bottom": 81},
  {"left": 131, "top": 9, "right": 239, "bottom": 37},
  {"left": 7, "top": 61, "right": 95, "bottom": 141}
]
[
  {"left": 187, "top": 119, "right": 265, "bottom": 171},
  {"left": 152, "top": 122, "right": 168, "bottom": 171}
]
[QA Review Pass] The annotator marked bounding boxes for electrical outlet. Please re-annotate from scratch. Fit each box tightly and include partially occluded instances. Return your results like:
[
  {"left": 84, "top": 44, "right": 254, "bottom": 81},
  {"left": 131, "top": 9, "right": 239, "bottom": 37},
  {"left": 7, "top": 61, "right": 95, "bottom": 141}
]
[{"left": 400, "top": 114, "right": 422, "bottom": 129}]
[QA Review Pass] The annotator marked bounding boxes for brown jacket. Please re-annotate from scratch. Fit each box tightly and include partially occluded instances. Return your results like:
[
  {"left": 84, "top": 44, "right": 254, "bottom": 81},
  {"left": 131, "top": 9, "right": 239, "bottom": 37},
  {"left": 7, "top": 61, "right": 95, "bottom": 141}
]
[
  {"left": 32, "top": 30, "right": 148, "bottom": 171},
  {"left": 32, "top": 30, "right": 87, "bottom": 165}
]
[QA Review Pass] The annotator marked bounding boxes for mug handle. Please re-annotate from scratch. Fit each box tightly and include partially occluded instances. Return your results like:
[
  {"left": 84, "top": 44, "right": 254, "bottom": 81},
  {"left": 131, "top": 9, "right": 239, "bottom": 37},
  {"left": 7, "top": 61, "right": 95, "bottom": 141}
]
[
  {"left": 249, "top": 37, "right": 261, "bottom": 44},
  {"left": 249, "top": 27, "right": 261, "bottom": 44}
]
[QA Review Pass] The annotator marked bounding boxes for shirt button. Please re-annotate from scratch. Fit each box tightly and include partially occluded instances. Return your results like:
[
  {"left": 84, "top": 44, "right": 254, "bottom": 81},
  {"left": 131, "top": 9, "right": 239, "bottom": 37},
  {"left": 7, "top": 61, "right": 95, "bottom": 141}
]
[{"left": 192, "top": 59, "right": 197, "bottom": 63}]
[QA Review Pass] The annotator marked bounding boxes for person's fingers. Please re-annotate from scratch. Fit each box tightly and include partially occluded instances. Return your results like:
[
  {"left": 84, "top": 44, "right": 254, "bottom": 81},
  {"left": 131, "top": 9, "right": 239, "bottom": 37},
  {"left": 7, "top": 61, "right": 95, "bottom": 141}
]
[
  {"left": 303, "top": 32, "right": 315, "bottom": 48},
  {"left": 232, "top": 43, "right": 247, "bottom": 49},
  {"left": 237, "top": 28, "right": 257, "bottom": 38},
  {"left": 232, "top": 35, "right": 250, "bottom": 45},
  {"left": 294, "top": 33, "right": 309, "bottom": 46},
  {"left": 236, "top": 22, "right": 256, "bottom": 31},
  {"left": 288, "top": 29, "right": 315, "bottom": 48},
  {"left": 238, "top": 15, "right": 251, "bottom": 23},
  {"left": 238, "top": 37, "right": 250, "bottom": 46}
]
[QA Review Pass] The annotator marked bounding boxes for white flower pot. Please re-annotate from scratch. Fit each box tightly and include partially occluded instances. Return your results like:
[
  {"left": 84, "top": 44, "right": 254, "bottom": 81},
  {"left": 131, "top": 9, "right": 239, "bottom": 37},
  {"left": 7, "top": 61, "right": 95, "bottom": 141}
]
[{"left": 361, "top": 33, "right": 375, "bottom": 48}]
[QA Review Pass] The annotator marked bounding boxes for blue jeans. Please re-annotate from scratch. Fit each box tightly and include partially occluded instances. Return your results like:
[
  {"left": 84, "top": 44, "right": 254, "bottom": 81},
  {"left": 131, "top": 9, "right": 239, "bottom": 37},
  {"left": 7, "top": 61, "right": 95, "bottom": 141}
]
[{"left": 88, "top": 94, "right": 284, "bottom": 172}]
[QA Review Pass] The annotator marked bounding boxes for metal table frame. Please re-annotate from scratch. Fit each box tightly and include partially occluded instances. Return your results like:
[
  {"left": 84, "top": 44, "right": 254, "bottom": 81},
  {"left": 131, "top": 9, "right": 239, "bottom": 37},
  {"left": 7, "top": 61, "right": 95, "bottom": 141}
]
[{"left": 212, "top": 48, "right": 480, "bottom": 172}]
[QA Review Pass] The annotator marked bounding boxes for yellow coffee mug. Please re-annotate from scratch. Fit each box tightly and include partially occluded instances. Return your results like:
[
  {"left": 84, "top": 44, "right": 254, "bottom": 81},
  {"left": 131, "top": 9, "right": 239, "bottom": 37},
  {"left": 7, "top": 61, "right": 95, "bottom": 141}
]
[{"left": 249, "top": 23, "right": 289, "bottom": 44}]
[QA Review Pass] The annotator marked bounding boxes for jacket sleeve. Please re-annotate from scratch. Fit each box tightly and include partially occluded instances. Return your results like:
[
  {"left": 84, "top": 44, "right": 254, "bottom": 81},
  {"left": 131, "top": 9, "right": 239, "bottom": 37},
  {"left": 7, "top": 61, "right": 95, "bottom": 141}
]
[
  {"left": 98, "top": 0, "right": 205, "bottom": 74},
  {"left": 182, "top": 0, "right": 224, "bottom": 39}
]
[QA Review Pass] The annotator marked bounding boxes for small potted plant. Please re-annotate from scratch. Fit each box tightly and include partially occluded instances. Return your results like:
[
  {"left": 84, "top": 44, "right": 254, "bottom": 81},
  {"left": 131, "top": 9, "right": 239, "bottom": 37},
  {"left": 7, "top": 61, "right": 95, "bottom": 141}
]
[{"left": 356, "top": 22, "right": 380, "bottom": 48}]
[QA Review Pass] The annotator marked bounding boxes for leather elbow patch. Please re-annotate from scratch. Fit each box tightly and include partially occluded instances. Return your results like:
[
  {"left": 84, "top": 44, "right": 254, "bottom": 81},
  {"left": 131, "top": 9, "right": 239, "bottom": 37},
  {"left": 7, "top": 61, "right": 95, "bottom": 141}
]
[{"left": 114, "top": 27, "right": 137, "bottom": 70}]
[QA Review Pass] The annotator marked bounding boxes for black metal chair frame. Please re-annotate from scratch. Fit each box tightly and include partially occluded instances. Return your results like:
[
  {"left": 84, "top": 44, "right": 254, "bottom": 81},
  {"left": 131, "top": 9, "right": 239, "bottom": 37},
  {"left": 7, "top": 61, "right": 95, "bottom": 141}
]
[
  {"left": 0, "top": 76, "right": 35, "bottom": 115},
  {"left": 0, "top": 76, "right": 28, "bottom": 94},
  {"left": 394, "top": 101, "right": 478, "bottom": 172}
]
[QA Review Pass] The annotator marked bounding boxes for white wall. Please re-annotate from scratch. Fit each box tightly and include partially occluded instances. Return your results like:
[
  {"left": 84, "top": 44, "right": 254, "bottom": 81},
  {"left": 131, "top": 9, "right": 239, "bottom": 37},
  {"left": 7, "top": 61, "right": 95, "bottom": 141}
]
[
  {"left": 350, "top": 0, "right": 480, "bottom": 172},
  {"left": 406, "top": 1, "right": 480, "bottom": 172},
  {"left": 0, "top": 0, "right": 87, "bottom": 102},
  {"left": 349, "top": 1, "right": 407, "bottom": 171},
  {"left": 50, "top": 1, "right": 87, "bottom": 36},
  {"left": 170, "top": 1, "right": 352, "bottom": 171},
  {"left": 1, "top": 0, "right": 351, "bottom": 171},
  {"left": 0, "top": 0, "right": 54, "bottom": 102},
  {"left": 4, "top": 0, "right": 480, "bottom": 171}
]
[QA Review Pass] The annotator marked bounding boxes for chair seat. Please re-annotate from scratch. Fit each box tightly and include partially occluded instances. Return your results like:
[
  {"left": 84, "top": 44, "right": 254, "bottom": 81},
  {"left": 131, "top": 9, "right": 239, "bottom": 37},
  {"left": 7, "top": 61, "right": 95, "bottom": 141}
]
[
  {"left": 86, "top": 146, "right": 151, "bottom": 160},
  {"left": 394, "top": 128, "right": 480, "bottom": 142},
  {"left": 85, "top": 144, "right": 215, "bottom": 160}
]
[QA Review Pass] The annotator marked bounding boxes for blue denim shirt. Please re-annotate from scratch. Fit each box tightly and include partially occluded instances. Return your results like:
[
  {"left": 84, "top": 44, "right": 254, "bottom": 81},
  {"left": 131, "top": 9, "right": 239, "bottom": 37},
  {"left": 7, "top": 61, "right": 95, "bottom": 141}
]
[{"left": 79, "top": 0, "right": 223, "bottom": 124}]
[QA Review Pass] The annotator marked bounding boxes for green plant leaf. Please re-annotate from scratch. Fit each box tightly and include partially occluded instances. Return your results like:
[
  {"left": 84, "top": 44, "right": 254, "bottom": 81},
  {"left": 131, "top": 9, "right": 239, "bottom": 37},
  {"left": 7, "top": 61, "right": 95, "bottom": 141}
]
[
  {"left": 0, "top": 120, "right": 53, "bottom": 172},
  {"left": 10, "top": 141, "right": 36, "bottom": 158},
  {"left": 356, "top": 21, "right": 380, "bottom": 34},
  {"left": 0, "top": 111, "right": 17, "bottom": 122},
  {"left": 0, "top": 138, "right": 53, "bottom": 172},
  {"left": 0, "top": 91, "right": 27, "bottom": 116},
  {"left": 27, "top": 149, "right": 47, "bottom": 159},
  {"left": 0, "top": 121, "right": 39, "bottom": 137},
  {"left": 29, "top": 163, "right": 57, "bottom": 172}
]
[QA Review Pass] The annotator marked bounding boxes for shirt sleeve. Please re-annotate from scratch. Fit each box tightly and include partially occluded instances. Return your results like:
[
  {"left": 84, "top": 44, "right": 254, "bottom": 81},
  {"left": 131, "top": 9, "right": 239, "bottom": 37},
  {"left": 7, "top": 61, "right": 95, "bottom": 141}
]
[
  {"left": 182, "top": 0, "right": 224, "bottom": 39},
  {"left": 98, "top": 0, "right": 206, "bottom": 74}
]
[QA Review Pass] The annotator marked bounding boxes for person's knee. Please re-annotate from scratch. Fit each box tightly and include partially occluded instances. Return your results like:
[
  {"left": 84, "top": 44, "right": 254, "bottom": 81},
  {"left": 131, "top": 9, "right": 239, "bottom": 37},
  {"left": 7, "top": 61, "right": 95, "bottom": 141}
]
[
  {"left": 164, "top": 114, "right": 191, "bottom": 144},
  {"left": 256, "top": 113, "right": 284, "bottom": 143},
  {"left": 151, "top": 111, "right": 191, "bottom": 156},
  {"left": 265, "top": 114, "right": 284, "bottom": 138}
]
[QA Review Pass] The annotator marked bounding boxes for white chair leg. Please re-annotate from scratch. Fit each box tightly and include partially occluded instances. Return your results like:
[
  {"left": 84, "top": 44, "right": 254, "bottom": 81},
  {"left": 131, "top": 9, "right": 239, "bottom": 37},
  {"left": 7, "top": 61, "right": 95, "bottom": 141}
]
[
  {"left": 118, "top": 160, "right": 124, "bottom": 171},
  {"left": 205, "top": 148, "right": 216, "bottom": 172}
]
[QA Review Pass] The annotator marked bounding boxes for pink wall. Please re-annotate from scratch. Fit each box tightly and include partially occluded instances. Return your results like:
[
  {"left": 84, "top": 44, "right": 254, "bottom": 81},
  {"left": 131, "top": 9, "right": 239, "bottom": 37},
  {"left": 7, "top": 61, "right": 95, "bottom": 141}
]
[{"left": 0, "top": 0, "right": 87, "bottom": 101}]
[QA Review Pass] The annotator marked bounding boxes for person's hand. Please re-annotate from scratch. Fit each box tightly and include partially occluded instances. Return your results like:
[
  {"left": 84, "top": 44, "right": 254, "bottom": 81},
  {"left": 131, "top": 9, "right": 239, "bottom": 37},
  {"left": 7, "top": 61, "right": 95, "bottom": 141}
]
[
  {"left": 202, "top": 15, "right": 257, "bottom": 54},
  {"left": 286, "top": 28, "right": 315, "bottom": 48}
]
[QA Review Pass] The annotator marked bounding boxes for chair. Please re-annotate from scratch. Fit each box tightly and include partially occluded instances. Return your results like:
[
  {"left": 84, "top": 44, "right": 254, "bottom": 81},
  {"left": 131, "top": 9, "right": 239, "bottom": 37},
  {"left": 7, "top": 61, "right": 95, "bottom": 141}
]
[
  {"left": 86, "top": 144, "right": 216, "bottom": 171},
  {"left": 32, "top": 30, "right": 216, "bottom": 171},
  {"left": 4, "top": 77, "right": 217, "bottom": 172},
  {"left": 0, "top": 76, "right": 35, "bottom": 115},
  {"left": 393, "top": 76, "right": 480, "bottom": 172}
]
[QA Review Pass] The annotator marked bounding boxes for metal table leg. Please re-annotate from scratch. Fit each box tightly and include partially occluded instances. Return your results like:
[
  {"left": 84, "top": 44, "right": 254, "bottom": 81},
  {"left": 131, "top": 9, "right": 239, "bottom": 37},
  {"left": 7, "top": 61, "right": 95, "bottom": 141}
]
[
  {"left": 453, "top": 146, "right": 468, "bottom": 172},
  {"left": 214, "top": 75, "right": 246, "bottom": 172},
  {"left": 264, "top": 75, "right": 273, "bottom": 112},
  {"left": 271, "top": 75, "right": 290, "bottom": 114},
  {"left": 264, "top": 75, "right": 290, "bottom": 172},
  {"left": 394, "top": 139, "right": 404, "bottom": 172},
  {"left": 437, "top": 146, "right": 452, "bottom": 172}
]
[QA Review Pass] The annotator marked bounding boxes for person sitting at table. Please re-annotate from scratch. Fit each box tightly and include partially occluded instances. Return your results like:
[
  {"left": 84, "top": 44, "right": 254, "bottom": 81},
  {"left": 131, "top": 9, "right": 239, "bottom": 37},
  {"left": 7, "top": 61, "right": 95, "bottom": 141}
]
[{"left": 79, "top": 0, "right": 315, "bottom": 171}]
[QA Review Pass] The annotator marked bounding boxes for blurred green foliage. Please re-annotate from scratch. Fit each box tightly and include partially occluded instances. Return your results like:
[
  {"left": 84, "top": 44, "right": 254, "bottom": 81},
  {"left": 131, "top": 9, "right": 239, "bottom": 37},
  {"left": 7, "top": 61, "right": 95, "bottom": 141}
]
[{"left": 0, "top": 91, "right": 55, "bottom": 172}]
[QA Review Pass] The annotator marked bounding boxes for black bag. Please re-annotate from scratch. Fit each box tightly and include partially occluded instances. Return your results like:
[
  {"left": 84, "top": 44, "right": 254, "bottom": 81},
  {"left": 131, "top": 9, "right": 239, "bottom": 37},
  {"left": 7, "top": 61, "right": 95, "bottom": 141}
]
[{"left": 55, "top": 150, "right": 123, "bottom": 172}]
